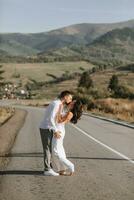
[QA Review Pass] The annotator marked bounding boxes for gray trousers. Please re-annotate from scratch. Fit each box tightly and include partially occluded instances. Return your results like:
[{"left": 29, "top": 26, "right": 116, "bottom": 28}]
[{"left": 40, "top": 128, "right": 53, "bottom": 171}]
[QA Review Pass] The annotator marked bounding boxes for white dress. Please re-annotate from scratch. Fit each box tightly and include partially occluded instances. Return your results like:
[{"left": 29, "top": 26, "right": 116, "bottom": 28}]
[{"left": 52, "top": 112, "right": 74, "bottom": 172}]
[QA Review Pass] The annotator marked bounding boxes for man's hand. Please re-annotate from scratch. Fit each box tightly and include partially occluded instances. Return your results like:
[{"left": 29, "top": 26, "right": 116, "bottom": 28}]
[{"left": 54, "top": 131, "right": 61, "bottom": 139}]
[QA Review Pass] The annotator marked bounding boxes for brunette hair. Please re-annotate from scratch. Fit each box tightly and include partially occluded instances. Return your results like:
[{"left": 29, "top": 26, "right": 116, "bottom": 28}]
[{"left": 70, "top": 100, "right": 83, "bottom": 124}]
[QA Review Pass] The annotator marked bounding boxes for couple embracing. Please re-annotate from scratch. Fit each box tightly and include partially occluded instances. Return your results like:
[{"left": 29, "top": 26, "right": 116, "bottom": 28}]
[{"left": 39, "top": 91, "right": 83, "bottom": 176}]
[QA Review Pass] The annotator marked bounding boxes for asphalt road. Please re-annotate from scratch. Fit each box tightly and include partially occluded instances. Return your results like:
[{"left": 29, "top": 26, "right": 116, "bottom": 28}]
[{"left": 0, "top": 105, "right": 134, "bottom": 200}]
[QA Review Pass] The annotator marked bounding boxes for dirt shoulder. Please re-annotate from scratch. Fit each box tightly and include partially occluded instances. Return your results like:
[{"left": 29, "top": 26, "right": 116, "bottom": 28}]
[
  {"left": 0, "top": 107, "right": 15, "bottom": 125},
  {"left": 0, "top": 109, "right": 27, "bottom": 169}
]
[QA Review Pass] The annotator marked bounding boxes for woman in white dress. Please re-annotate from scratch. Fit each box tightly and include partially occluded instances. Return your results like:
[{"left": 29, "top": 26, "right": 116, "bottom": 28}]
[{"left": 52, "top": 100, "right": 83, "bottom": 176}]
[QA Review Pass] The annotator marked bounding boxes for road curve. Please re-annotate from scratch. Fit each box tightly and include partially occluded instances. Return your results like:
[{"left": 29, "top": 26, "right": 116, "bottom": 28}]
[{"left": 0, "top": 105, "right": 134, "bottom": 200}]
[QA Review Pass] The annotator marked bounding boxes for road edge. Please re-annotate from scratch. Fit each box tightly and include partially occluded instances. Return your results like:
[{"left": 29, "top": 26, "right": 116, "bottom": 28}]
[{"left": 84, "top": 112, "right": 134, "bottom": 129}]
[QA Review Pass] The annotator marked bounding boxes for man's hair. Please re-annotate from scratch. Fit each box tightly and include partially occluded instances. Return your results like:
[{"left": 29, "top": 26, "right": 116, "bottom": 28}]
[{"left": 58, "top": 90, "right": 72, "bottom": 99}]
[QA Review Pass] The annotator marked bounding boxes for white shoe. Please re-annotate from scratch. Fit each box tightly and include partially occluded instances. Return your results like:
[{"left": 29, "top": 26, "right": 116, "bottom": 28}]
[{"left": 44, "top": 169, "right": 59, "bottom": 176}]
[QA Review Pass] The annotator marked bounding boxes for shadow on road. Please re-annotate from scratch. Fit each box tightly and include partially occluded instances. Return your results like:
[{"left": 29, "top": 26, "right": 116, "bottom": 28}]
[
  {"left": 0, "top": 152, "right": 44, "bottom": 157},
  {"left": 0, "top": 170, "right": 44, "bottom": 175},
  {"left": 0, "top": 153, "right": 133, "bottom": 175},
  {"left": 0, "top": 153, "right": 133, "bottom": 161}
]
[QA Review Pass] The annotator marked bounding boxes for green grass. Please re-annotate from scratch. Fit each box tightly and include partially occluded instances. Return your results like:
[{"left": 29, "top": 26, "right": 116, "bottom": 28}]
[{"left": 2, "top": 61, "right": 93, "bottom": 83}]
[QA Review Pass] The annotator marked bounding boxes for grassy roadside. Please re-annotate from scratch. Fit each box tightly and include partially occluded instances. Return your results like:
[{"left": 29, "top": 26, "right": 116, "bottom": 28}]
[
  {"left": 0, "top": 109, "right": 27, "bottom": 169},
  {"left": 88, "top": 98, "right": 134, "bottom": 124}
]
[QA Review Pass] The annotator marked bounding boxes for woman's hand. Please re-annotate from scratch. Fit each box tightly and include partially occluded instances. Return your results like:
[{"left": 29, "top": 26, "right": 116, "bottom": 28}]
[{"left": 54, "top": 131, "right": 61, "bottom": 139}]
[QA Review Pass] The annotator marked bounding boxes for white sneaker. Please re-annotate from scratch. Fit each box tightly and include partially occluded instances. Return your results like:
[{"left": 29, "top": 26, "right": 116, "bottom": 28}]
[{"left": 44, "top": 169, "right": 59, "bottom": 176}]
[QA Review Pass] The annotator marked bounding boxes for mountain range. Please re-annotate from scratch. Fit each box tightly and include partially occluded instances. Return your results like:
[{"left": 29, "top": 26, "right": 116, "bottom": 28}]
[{"left": 0, "top": 19, "right": 134, "bottom": 64}]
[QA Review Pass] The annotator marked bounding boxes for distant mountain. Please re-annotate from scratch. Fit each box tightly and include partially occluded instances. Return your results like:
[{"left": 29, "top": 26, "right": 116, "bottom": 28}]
[
  {"left": 0, "top": 49, "right": 9, "bottom": 56},
  {"left": 0, "top": 33, "right": 40, "bottom": 56},
  {"left": 84, "top": 27, "right": 134, "bottom": 63},
  {"left": 39, "top": 27, "right": 134, "bottom": 65},
  {"left": 1, "top": 19, "right": 134, "bottom": 56}
]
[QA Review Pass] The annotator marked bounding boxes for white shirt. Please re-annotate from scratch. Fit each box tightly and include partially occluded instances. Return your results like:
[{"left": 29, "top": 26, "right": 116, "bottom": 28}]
[{"left": 39, "top": 99, "right": 62, "bottom": 133}]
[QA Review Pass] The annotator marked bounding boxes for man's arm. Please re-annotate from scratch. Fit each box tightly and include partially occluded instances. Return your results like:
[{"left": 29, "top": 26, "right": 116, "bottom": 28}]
[{"left": 50, "top": 101, "right": 62, "bottom": 138}]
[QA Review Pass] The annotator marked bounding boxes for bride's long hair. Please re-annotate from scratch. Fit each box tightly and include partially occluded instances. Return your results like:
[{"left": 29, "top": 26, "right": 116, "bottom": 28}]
[{"left": 70, "top": 100, "right": 83, "bottom": 124}]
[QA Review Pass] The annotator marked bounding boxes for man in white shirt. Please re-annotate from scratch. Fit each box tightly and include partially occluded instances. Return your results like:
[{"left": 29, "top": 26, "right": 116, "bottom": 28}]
[{"left": 39, "top": 91, "right": 72, "bottom": 176}]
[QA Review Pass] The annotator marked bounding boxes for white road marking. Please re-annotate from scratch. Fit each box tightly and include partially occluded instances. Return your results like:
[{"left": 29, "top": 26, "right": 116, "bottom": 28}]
[{"left": 71, "top": 124, "right": 134, "bottom": 164}]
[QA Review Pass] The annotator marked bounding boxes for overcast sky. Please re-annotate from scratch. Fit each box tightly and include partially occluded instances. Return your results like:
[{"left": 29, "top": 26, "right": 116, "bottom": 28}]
[{"left": 0, "top": 0, "right": 134, "bottom": 33}]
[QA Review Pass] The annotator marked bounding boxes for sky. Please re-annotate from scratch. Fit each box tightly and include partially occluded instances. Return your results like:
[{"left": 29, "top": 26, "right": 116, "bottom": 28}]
[{"left": 0, "top": 0, "right": 134, "bottom": 33}]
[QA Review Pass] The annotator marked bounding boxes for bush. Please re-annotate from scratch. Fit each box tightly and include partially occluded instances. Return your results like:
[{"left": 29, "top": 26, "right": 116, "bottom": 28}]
[
  {"left": 73, "top": 92, "right": 94, "bottom": 110},
  {"left": 78, "top": 71, "right": 94, "bottom": 89},
  {"left": 12, "top": 73, "right": 20, "bottom": 78},
  {"left": 87, "top": 88, "right": 100, "bottom": 99},
  {"left": 114, "top": 85, "right": 134, "bottom": 99},
  {"left": 108, "top": 74, "right": 119, "bottom": 91}
]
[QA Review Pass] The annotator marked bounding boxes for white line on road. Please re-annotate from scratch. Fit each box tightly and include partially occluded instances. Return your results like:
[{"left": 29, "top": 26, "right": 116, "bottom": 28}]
[{"left": 71, "top": 124, "right": 134, "bottom": 165}]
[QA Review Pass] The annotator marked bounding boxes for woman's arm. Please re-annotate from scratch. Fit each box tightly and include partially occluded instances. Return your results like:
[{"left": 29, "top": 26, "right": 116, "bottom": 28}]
[
  {"left": 57, "top": 111, "right": 73, "bottom": 123},
  {"left": 56, "top": 104, "right": 73, "bottom": 123},
  {"left": 63, "top": 112, "right": 73, "bottom": 123}
]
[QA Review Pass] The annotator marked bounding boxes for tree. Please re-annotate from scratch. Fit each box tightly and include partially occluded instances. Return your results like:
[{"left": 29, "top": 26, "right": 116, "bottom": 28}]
[
  {"left": 78, "top": 71, "right": 93, "bottom": 89},
  {"left": 0, "top": 65, "right": 4, "bottom": 85},
  {"left": 108, "top": 74, "right": 119, "bottom": 92},
  {"left": 0, "top": 65, "right": 5, "bottom": 98}
]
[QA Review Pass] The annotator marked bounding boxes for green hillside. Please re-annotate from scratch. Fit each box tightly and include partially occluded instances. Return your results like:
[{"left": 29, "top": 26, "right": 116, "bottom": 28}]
[
  {"left": 1, "top": 19, "right": 134, "bottom": 57},
  {"left": 39, "top": 27, "right": 134, "bottom": 65},
  {"left": 84, "top": 27, "right": 134, "bottom": 64}
]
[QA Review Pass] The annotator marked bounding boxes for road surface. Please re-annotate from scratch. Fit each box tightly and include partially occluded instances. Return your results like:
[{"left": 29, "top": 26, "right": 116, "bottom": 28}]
[{"left": 0, "top": 105, "right": 134, "bottom": 200}]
